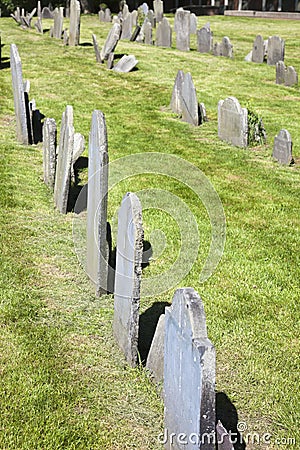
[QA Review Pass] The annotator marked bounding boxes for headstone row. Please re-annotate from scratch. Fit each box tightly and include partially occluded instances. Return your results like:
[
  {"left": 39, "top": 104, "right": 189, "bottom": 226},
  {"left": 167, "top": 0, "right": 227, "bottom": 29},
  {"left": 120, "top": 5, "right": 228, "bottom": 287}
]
[
  {"left": 276, "top": 61, "right": 298, "bottom": 87},
  {"left": 245, "top": 34, "right": 285, "bottom": 65}
]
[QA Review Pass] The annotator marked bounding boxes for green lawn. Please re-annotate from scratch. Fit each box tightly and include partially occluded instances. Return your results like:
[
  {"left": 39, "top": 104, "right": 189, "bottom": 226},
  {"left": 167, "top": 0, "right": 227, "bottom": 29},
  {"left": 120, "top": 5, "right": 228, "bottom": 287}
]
[{"left": 0, "top": 13, "right": 299, "bottom": 450}]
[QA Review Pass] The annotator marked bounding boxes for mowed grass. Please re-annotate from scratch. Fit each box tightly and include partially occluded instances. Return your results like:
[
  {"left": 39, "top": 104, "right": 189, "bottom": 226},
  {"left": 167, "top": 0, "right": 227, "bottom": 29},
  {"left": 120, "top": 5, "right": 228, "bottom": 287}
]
[{"left": 0, "top": 13, "right": 299, "bottom": 450}]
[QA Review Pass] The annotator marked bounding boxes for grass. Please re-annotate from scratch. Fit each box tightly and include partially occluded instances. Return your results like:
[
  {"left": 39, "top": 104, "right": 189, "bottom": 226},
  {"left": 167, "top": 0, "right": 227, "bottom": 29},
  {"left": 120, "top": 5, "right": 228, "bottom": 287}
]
[{"left": 0, "top": 13, "right": 299, "bottom": 450}]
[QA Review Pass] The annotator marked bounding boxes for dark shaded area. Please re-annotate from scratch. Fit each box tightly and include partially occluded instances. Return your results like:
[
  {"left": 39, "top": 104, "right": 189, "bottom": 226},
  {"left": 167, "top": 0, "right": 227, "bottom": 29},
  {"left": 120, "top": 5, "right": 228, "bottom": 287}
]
[
  {"left": 142, "top": 240, "right": 152, "bottom": 269},
  {"left": 67, "top": 156, "right": 88, "bottom": 212},
  {"left": 0, "top": 58, "right": 10, "bottom": 70},
  {"left": 32, "top": 109, "right": 45, "bottom": 144},
  {"left": 138, "top": 301, "right": 171, "bottom": 365},
  {"left": 216, "top": 392, "right": 246, "bottom": 450},
  {"left": 79, "top": 42, "right": 93, "bottom": 47},
  {"left": 24, "top": 91, "right": 33, "bottom": 145}
]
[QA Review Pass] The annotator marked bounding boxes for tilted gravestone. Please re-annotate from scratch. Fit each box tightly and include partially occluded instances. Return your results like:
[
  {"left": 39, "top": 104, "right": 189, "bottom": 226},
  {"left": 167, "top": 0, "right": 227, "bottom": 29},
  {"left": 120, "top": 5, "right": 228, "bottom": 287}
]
[
  {"left": 10, "top": 44, "right": 29, "bottom": 145},
  {"left": 86, "top": 110, "right": 109, "bottom": 296},
  {"left": 273, "top": 129, "right": 293, "bottom": 165},
  {"left": 37, "top": 1, "right": 42, "bottom": 20},
  {"left": 104, "top": 8, "right": 111, "bottom": 22},
  {"left": 52, "top": 7, "right": 63, "bottom": 39},
  {"left": 131, "top": 9, "right": 138, "bottom": 26},
  {"left": 113, "top": 192, "right": 143, "bottom": 367},
  {"left": 164, "top": 288, "right": 216, "bottom": 450},
  {"left": 113, "top": 55, "right": 138, "bottom": 73},
  {"left": 69, "top": 0, "right": 81, "bottom": 46},
  {"left": 170, "top": 69, "right": 184, "bottom": 115},
  {"left": 197, "top": 24, "right": 213, "bottom": 53},
  {"left": 267, "top": 35, "right": 284, "bottom": 66},
  {"left": 54, "top": 105, "right": 74, "bottom": 214},
  {"left": 218, "top": 96, "right": 248, "bottom": 148},
  {"left": 147, "top": 9, "right": 155, "bottom": 28},
  {"left": 100, "top": 22, "right": 122, "bottom": 60},
  {"left": 156, "top": 17, "right": 172, "bottom": 48},
  {"left": 153, "top": 0, "right": 164, "bottom": 23},
  {"left": 92, "top": 34, "right": 103, "bottom": 63},
  {"left": 276, "top": 61, "right": 298, "bottom": 87},
  {"left": 42, "top": 118, "right": 57, "bottom": 190},
  {"left": 252, "top": 34, "right": 265, "bottom": 63},
  {"left": 174, "top": 8, "right": 190, "bottom": 52}
]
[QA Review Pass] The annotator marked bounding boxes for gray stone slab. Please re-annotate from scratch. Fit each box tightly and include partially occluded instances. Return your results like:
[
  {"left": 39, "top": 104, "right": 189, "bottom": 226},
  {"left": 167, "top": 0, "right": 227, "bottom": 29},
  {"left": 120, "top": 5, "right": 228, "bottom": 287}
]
[
  {"left": 153, "top": 0, "right": 163, "bottom": 22},
  {"left": 113, "top": 192, "right": 143, "bottom": 367},
  {"left": 130, "top": 25, "right": 141, "bottom": 42},
  {"left": 72, "top": 132, "right": 85, "bottom": 164},
  {"left": 121, "top": 13, "right": 132, "bottom": 40},
  {"left": 147, "top": 9, "right": 155, "bottom": 28},
  {"left": 98, "top": 10, "right": 105, "bottom": 21},
  {"left": 164, "top": 288, "right": 215, "bottom": 450},
  {"left": 113, "top": 55, "right": 138, "bottom": 73},
  {"left": 104, "top": 8, "right": 111, "bottom": 22},
  {"left": 53, "top": 7, "right": 63, "bottom": 39},
  {"left": 221, "top": 36, "right": 233, "bottom": 57},
  {"left": 107, "top": 52, "right": 114, "bottom": 69},
  {"left": 190, "top": 13, "right": 197, "bottom": 34},
  {"left": 276, "top": 60, "right": 286, "bottom": 84},
  {"left": 252, "top": 34, "right": 264, "bottom": 63},
  {"left": 63, "top": 29, "right": 69, "bottom": 46},
  {"left": 37, "top": 1, "right": 42, "bottom": 19},
  {"left": 218, "top": 96, "right": 248, "bottom": 148},
  {"left": 86, "top": 110, "right": 109, "bottom": 295},
  {"left": 92, "top": 34, "right": 103, "bottom": 63},
  {"left": 69, "top": 0, "right": 81, "bottom": 46},
  {"left": 273, "top": 129, "right": 293, "bottom": 165},
  {"left": 42, "top": 7, "right": 53, "bottom": 18},
  {"left": 42, "top": 118, "right": 57, "bottom": 190},
  {"left": 144, "top": 20, "right": 153, "bottom": 45},
  {"left": 10, "top": 44, "right": 29, "bottom": 145},
  {"left": 267, "top": 35, "right": 284, "bottom": 65},
  {"left": 181, "top": 72, "right": 199, "bottom": 126},
  {"left": 156, "top": 17, "right": 172, "bottom": 48},
  {"left": 54, "top": 105, "right": 74, "bottom": 214},
  {"left": 197, "top": 25, "right": 213, "bottom": 53},
  {"left": 285, "top": 65, "right": 298, "bottom": 86},
  {"left": 100, "top": 22, "right": 121, "bottom": 61},
  {"left": 174, "top": 8, "right": 190, "bottom": 51},
  {"left": 146, "top": 313, "right": 165, "bottom": 385}
]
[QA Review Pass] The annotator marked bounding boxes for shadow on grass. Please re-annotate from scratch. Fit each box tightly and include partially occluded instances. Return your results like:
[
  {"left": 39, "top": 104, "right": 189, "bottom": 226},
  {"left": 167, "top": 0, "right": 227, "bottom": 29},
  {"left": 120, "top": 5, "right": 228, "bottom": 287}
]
[
  {"left": 80, "top": 42, "right": 93, "bottom": 47},
  {"left": 67, "top": 156, "right": 88, "bottom": 212},
  {"left": 0, "top": 58, "right": 10, "bottom": 70},
  {"left": 216, "top": 392, "right": 246, "bottom": 450}
]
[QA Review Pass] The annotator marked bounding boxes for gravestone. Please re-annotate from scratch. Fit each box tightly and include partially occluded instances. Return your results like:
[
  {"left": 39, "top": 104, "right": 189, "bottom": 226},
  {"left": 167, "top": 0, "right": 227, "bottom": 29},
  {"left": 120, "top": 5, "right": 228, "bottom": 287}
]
[
  {"left": 164, "top": 288, "right": 215, "bottom": 450},
  {"left": 252, "top": 34, "right": 265, "bottom": 63},
  {"left": 174, "top": 8, "right": 190, "bottom": 52},
  {"left": 37, "top": 1, "right": 42, "bottom": 19},
  {"left": 10, "top": 44, "right": 29, "bottom": 145},
  {"left": 267, "top": 35, "right": 284, "bottom": 65},
  {"left": 92, "top": 34, "right": 103, "bottom": 63},
  {"left": 147, "top": 9, "right": 155, "bottom": 28},
  {"left": 42, "top": 7, "right": 53, "bottom": 18},
  {"left": 130, "top": 25, "right": 141, "bottom": 42},
  {"left": 276, "top": 60, "right": 286, "bottom": 84},
  {"left": 140, "top": 2, "right": 149, "bottom": 15},
  {"left": 69, "top": 0, "right": 81, "bottom": 46},
  {"left": 273, "top": 129, "right": 293, "bottom": 165},
  {"left": 86, "top": 110, "right": 109, "bottom": 296},
  {"left": 53, "top": 7, "right": 63, "bottom": 39},
  {"left": 104, "top": 8, "right": 111, "bottom": 22},
  {"left": 100, "top": 22, "right": 121, "bottom": 61},
  {"left": 218, "top": 96, "right": 248, "bottom": 148},
  {"left": 122, "top": 4, "right": 129, "bottom": 19},
  {"left": 131, "top": 9, "right": 138, "bottom": 26},
  {"left": 42, "top": 117, "right": 57, "bottom": 190},
  {"left": 285, "top": 65, "right": 298, "bottom": 86},
  {"left": 72, "top": 132, "right": 85, "bottom": 164},
  {"left": 190, "top": 13, "right": 197, "bottom": 34},
  {"left": 113, "top": 192, "right": 143, "bottom": 367},
  {"left": 146, "top": 314, "right": 165, "bottom": 385},
  {"left": 144, "top": 20, "right": 153, "bottom": 45},
  {"left": 63, "top": 29, "right": 69, "bottom": 45},
  {"left": 153, "top": 0, "right": 163, "bottom": 22},
  {"left": 213, "top": 36, "right": 233, "bottom": 57},
  {"left": 54, "top": 105, "right": 74, "bottom": 214},
  {"left": 121, "top": 12, "right": 132, "bottom": 40},
  {"left": 156, "top": 17, "right": 172, "bottom": 48},
  {"left": 181, "top": 72, "right": 199, "bottom": 126},
  {"left": 107, "top": 52, "right": 114, "bottom": 69},
  {"left": 197, "top": 24, "right": 213, "bottom": 53},
  {"left": 99, "top": 10, "right": 105, "bottom": 21},
  {"left": 113, "top": 55, "right": 138, "bottom": 73},
  {"left": 34, "top": 17, "right": 43, "bottom": 34},
  {"left": 170, "top": 69, "right": 184, "bottom": 115}
]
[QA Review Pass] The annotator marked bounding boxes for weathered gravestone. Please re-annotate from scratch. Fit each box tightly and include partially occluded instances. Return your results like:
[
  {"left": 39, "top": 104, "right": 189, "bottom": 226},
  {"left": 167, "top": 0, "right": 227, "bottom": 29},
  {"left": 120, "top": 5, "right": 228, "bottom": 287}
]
[
  {"left": 113, "top": 192, "right": 144, "bottom": 367},
  {"left": 273, "top": 129, "right": 293, "bottom": 165},
  {"left": 131, "top": 9, "right": 138, "bottom": 26},
  {"left": 156, "top": 17, "right": 172, "bottom": 48},
  {"left": 190, "top": 13, "right": 197, "bottom": 34},
  {"left": 170, "top": 69, "right": 184, "bottom": 115},
  {"left": 218, "top": 96, "right": 248, "bottom": 148},
  {"left": 181, "top": 72, "right": 200, "bottom": 126},
  {"left": 54, "top": 105, "right": 74, "bottom": 214},
  {"left": 146, "top": 313, "right": 165, "bottom": 385},
  {"left": 107, "top": 52, "right": 114, "bottom": 69},
  {"left": 10, "top": 44, "right": 29, "bottom": 145},
  {"left": 42, "top": 7, "right": 53, "bottom": 18},
  {"left": 147, "top": 9, "right": 155, "bottom": 28},
  {"left": 197, "top": 24, "right": 213, "bottom": 53},
  {"left": 276, "top": 61, "right": 298, "bottom": 86},
  {"left": 213, "top": 36, "right": 233, "bottom": 58},
  {"left": 63, "top": 29, "right": 69, "bottom": 45},
  {"left": 174, "top": 8, "right": 190, "bottom": 52},
  {"left": 100, "top": 22, "right": 122, "bottom": 60},
  {"left": 42, "top": 117, "right": 57, "bottom": 190},
  {"left": 164, "top": 288, "right": 215, "bottom": 450},
  {"left": 92, "top": 34, "right": 103, "bottom": 63},
  {"left": 37, "top": 1, "right": 42, "bottom": 20},
  {"left": 252, "top": 34, "right": 265, "bottom": 63},
  {"left": 52, "top": 7, "right": 63, "bottom": 39},
  {"left": 113, "top": 55, "right": 138, "bottom": 73},
  {"left": 69, "top": 0, "right": 81, "bottom": 46},
  {"left": 86, "top": 110, "right": 109, "bottom": 296},
  {"left": 98, "top": 10, "right": 105, "bottom": 21},
  {"left": 144, "top": 20, "right": 153, "bottom": 45},
  {"left": 104, "top": 8, "right": 111, "bottom": 22},
  {"left": 153, "top": 0, "right": 163, "bottom": 23},
  {"left": 130, "top": 25, "right": 141, "bottom": 42},
  {"left": 121, "top": 12, "right": 132, "bottom": 40},
  {"left": 267, "top": 35, "right": 284, "bottom": 66}
]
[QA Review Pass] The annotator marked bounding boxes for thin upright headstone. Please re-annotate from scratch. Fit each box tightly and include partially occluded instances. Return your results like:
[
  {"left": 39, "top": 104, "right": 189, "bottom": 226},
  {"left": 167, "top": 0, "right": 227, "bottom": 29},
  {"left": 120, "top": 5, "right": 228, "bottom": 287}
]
[
  {"left": 153, "top": 0, "right": 163, "bottom": 23},
  {"left": 218, "top": 96, "right": 248, "bottom": 148},
  {"left": 54, "top": 105, "right": 74, "bottom": 214},
  {"left": 42, "top": 118, "right": 57, "bottom": 190},
  {"left": 170, "top": 69, "right": 184, "bottom": 115},
  {"left": 131, "top": 10, "right": 138, "bottom": 26},
  {"left": 104, "top": 8, "right": 111, "bottom": 22},
  {"left": 181, "top": 72, "right": 199, "bottom": 126},
  {"left": 92, "top": 34, "right": 103, "bottom": 63},
  {"left": 156, "top": 17, "right": 172, "bottom": 48},
  {"left": 53, "top": 7, "right": 63, "bottom": 39},
  {"left": 147, "top": 9, "right": 155, "bottom": 28},
  {"left": 69, "top": 0, "right": 81, "bottom": 46},
  {"left": 113, "top": 192, "right": 143, "bottom": 367},
  {"left": 285, "top": 65, "right": 298, "bottom": 86},
  {"left": 99, "top": 10, "right": 105, "bottom": 21},
  {"left": 174, "top": 8, "right": 190, "bottom": 52},
  {"left": 86, "top": 111, "right": 109, "bottom": 296},
  {"left": 144, "top": 20, "right": 153, "bottom": 45},
  {"left": 100, "top": 22, "right": 121, "bottom": 61},
  {"left": 267, "top": 35, "right": 284, "bottom": 65},
  {"left": 42, "top": 7, "right": 53, "bottom": 18},
  {"left": 121, "top": 12, "right": 132, "bottom": 40},
  {"left": 252, "top": 34, "right": 265, "bottom": 63},
  {"left": 10, "top": 44, "right": 29, "bottom": 145},
  {"left": 197, "top": 24, "right": 213, "bottom": 53},
  {"left": 37, "top": 1, "right": 42, "bottom": 20},
  {"left": 164, "top": 288, "right": 216, "bottom": 450},
  {"left": 34, "top": 17, "right": 43, "bottom": 34},
  {"left": 273, "top": 129, "right": 293, "bottom": 165}
]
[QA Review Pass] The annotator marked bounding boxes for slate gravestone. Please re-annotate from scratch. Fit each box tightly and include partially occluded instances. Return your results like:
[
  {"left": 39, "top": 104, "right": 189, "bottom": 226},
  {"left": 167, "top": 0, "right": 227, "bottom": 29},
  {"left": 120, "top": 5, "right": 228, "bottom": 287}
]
[
  {"left": 146, "top": 314, "right": 165, "bottom": 384},
  {"left": 170, "top": 69, "right": 184, "bottom": 115},
  {"left": 131, "top": 9, "right": 138, "bottom": 26},
  {"left": 86, "top": 110, "right": 109, "bottom": 296},
  {"left": 147, "top": 9, "right": 155, "bottom": 28},
  {"left": 213, "top": 36, "right": 233, "bottom": 57},
  {"left": 276, "top": 61, "right": 298, "bottom": 86},
  {"left": 54, "top": 105, "right": 74, "bottom": 214},
  {"left": 42, "top": 118, "right": 57, "bottom": 190},
  {"left": 273, "top": 129, "right": 293, "bottom": 165},
  {"left": 174, "top": 8, "right": 190, "bottom": 52},
  {"left": 156, "top": 17, "right": 172, "bottom": 48},
  {"left": 218, "top": 96, "right": 248, "bottom": 148},
  {"left": 69, "top": 0, "right": 81, "bottom": 46},
  {"left": 99, "top": 10, "right": 105, "bottom": 21},
  {"left": 190, "top": 13, "right": 197, "bottom": 34},
  {"left": 164, "top": 288, "right": 216, "bottom": 450},
  {"left": 121, "top": 13, "right": 132, "bottom": 40},
  {"left": 181, "top": 72, "right": 199, "bottom": 126},
  {"left": 113, "top": 192, "right": 144, "bottom": 367},
  {"left": 100, "top": 22, "right": 121, "bottom": 60},
  {"left": 113, "top": 55, "right": 138, "bottom": 73},
  {"left": 53, "top": 7, "right": 63, "bottom": 39},
  {"left": 104, "top": 8, "right": 111, "bottom": 22},
  {"left": 276, "top": 60, "right": 286, "bottom": 84},
  {"left": 267, "top": 35, "right": 284, "bottom": 65},
  {"left": 197, "top": 25, "right": 213, "bottom": 53},
  {"left": 144, "top": 20, "right": 153, "bottom": 45},
  {"left": 252, "top": 34, "right": 265, "bottom": 63},
  {"left": 63, "top": 29, "right": 69, "bottom": 45},
  {"left": 153, "top": 0, "right": 163, "bottom": 22},
  {"left": 107, "top": 52, "right": 114, "bottom": 69},
  {"left": 42, "top": 7, "right": 53, "bottom": 18},
  {"left": 10, "top": 44, "right": 29, "bottom": 145},
  {"left": 37, "top": 1, "right": 42, "bottom": 19},
  {"left": 92, "top": 34, "right": 103, "bottom": 63}
]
